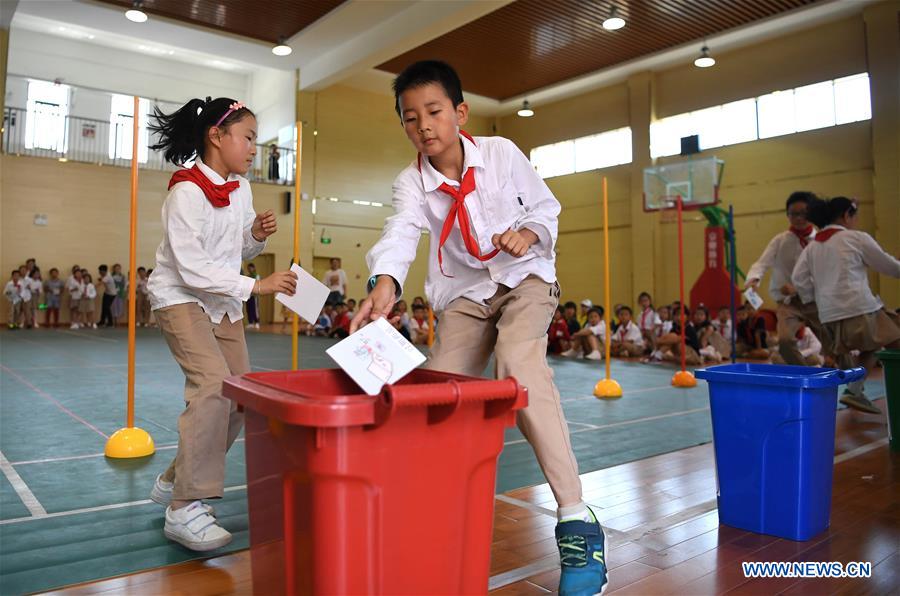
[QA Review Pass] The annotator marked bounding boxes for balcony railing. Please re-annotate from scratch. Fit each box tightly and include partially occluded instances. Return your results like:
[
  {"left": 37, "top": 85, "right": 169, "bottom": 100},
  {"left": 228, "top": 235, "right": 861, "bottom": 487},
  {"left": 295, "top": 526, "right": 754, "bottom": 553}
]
[{"left": 2, "top": 106, "right": 296, "bottom": 185}]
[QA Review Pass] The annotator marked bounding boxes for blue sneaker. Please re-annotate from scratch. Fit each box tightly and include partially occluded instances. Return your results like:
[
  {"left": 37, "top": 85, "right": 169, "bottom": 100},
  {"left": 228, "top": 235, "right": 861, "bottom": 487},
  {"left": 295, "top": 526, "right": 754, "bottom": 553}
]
[{"left": 556, "top": 509, "right": 609, "bottom": 595}]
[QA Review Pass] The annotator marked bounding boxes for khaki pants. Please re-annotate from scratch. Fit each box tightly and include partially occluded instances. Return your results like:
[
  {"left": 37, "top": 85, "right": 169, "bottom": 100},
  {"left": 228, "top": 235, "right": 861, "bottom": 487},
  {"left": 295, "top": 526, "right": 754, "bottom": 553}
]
[
  {"left": 156, "top": 303, "right": 249, "bottom": 500},
  {"left": 776, "top": 298, "right": 829, "bottom": 365},
  {"left": 611, "top": 341, "right": 644, "bottom": 357},
  {"left": 425, "top": 276, "right": 582, "bottom": 507}
]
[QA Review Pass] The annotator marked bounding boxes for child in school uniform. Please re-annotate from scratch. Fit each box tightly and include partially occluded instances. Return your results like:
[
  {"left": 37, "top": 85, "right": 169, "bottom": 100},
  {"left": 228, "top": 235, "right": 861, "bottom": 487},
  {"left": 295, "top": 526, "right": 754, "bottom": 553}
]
[
  {"left": 111, "top": 263, "right": 126, "bottom": 325},
  {"left": 793, "top": 196, "right": 900, "bottom": 413},
  {"left": 66, "top": 267, "right": 84, "bottom": 329},
  {"left": 5, "top": 270, "right": 25, "bottom": 329},
  {"left": 610, "top": 305, "right": 645, "bottom": 357},
  {"left": 771, "top": 324, "right": 824, "bottom": 366},
  {"left": 547, "top": 305, "right": 572, "bottom": 355},
  {"left": 409, "top": 303, "right": 431, "bottom": 345},
  {"left": 44, "top": 268, "right": 64, "bottom": 328},
  {"left": 17, "top": 267, "right": 33, "bottom": 328},
  {"left": 98, "top": 265, "right": 118, "bottom": 327},
  {"left": 565, "top": 307, "right": 607, "bottom": 360},
  {"left": 636, "top": 292, "right": 661, "bottom": 350},
  {"left": 351, "top": 61, "right": 610, "bottom": 594},
  {"left": 81, "top": 273, "right": 97, "bottom": 328},
  {"left": 135, "top": 267, "right": 151, "bottom": 327},
  {"left": 657, "top": 305, "right": 703, "bottom": 366},
  {"left": 28, "top": 268, "right": 43, "bottom": 328},
  {"left": 144, "top": 96, "right": 296, "bottom": 551}
]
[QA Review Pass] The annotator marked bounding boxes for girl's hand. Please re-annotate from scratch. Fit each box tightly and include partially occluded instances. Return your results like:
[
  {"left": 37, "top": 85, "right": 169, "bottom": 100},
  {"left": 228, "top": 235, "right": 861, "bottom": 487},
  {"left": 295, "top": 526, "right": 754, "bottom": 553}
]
[
  {"left": 491, "top": 228, "right": 538, "bottom": 258},
  {"left": 259, "top": 270, "right": 297, "bottom": 296},
  {"left": 252, "top": 210, "right": 278, "bottom": 241}
]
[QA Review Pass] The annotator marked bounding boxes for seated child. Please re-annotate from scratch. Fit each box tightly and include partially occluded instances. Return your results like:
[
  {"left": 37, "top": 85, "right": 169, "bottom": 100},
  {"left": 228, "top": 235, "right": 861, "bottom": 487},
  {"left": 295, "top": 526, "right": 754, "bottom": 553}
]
[
  {"left": 610, "top": 306, "right": 645, "bottom": 357},
  {"left": 314, "top": 304, "right": 333, "bottom": 337},
  {"left": 328, "top": 302, "right": 351, "bottom": 339},
  {"left": 771, "top": 324, "right": 824, "bottom": 366},
  {"left": 656, "top": 305, "right": 703, "bottom": 366},
  {"left": 563, "top": 301, "right": 581, "bottom": 336},
  {"left": 693, "top": 305, "right": 724, "bottom": 363},
  {"left": 636, "top": 292, "right": 661, "bottom": 350},
  {"left": 409, "top": 303, "right": 430, "bottom": 345},
  {"left": 708, "top": 306, "right": 733, "bottom": 360},
  {"left": 547, "top": 305, "right": 571, "bottom": 354},
  {"left": 736, "top": 304, "right": 770, "bottom": 359},
  {"left": 563, "top": 307, "right": 605, "bottom": 360}
]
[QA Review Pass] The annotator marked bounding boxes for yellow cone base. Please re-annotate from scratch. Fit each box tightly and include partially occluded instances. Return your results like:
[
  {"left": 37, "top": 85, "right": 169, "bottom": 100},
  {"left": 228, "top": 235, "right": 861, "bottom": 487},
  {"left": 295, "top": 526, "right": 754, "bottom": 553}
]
[
  {"left": 594, "top": 378, "right": 623, "bottom": 399},
  {"left": 671, "top": 370, "right": 698, "bottom": 388},
  {"left": 105, "top": 427, "right": 155, "bottom": 459}
]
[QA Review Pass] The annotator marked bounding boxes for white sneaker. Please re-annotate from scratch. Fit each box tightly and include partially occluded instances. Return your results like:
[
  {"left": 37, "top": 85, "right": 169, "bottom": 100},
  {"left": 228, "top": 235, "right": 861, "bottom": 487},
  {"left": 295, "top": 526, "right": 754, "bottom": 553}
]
[
  {"left": 92, "top": 323, "right": 98, "bottom": 329},
  {"left": 34, "top": 322, "right": 40, "bottom": 328},
  {"left": 150, "top": 475, "right": 214, "bottom": 514},
  {"left": 164, "top": 501, "right": 232, "bottom": 551},
  {"left": 70, "top": 323, "right": 79, "bottom": 329},
  {"left": 561, "top": 348, "right": 578, "bottom": 358},
  {"left": 586, "top": 350, "right": 603, "bottom": 361}
]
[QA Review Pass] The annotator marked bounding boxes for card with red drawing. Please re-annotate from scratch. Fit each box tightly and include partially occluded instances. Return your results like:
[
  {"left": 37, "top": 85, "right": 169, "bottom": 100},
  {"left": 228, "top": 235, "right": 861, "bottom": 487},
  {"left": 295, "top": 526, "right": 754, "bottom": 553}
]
[{"left": 326, "top": 316, "right": 427, "bottom": 395}]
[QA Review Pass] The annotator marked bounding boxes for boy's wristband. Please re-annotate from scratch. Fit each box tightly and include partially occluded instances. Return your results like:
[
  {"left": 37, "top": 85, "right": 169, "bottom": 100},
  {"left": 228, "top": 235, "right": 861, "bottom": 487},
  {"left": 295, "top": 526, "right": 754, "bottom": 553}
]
[{"left": 367, "top": 275, "right": 401, "bottom": 299}]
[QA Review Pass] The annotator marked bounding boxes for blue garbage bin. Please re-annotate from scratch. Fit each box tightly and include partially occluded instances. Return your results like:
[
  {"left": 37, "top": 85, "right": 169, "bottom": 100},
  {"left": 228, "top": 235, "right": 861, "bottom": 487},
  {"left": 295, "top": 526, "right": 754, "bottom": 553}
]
[{"left": 695, "top": 364, "right": 865, "bottom": 541}]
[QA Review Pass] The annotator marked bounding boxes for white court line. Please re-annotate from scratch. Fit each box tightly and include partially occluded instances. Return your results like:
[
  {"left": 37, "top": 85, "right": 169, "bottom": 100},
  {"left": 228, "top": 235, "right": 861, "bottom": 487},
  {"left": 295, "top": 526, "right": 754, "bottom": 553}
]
[
  {"left": 0, "top": 450, "right": 47, "bottom": 517},
  {"left": 11, "top": 438, "right": 245, "bottom": 466},
  {"left": 833, "top": 437, "right": 889, "bottom": 463},
  {"left": 504, "top": 407, "right": 711, "bottom": 446},
  {"left": 55, "top": 329, "right": 120, "bottom": 343},
  {"left": 0, "top": 484, "right": 248, "bottom": 526},
  {"left": 560, "top": 383, "right": 681, "bottom": 403}
]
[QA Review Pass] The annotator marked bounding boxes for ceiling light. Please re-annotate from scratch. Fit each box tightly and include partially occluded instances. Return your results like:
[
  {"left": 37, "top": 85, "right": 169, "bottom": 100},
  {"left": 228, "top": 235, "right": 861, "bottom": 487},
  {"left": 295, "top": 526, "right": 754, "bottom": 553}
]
[
  {"left": 602, "top": 5, "right": 626, "bottom": 31},
  {"left": 694, "top": 45, "right": 716, "bottom": 68},
  {"left": 517, "top": 100, "right": 534, "bottom": 118},
  {"left": 272, "top": 37, "right": 292, "bottom": 56},
  {"left": 125, "top": 0, "right": 148, "bottom": 23}
]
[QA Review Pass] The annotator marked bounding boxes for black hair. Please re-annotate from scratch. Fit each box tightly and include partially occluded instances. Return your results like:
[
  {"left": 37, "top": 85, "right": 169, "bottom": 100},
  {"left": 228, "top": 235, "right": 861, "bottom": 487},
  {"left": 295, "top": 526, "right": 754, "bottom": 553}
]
[
  {"left": 563, "top": 301, "right": 577, "bottom": 310},
  {"left": 589, "top": 307, "right": 605, "bottom": 317},
  {"left": 11, "top": 269, "right": 19, "bottom": 275},
  {"left": 413, "top": 303, "right": 426, "bottom": 310},
  {"left": 99, "top": 264, "right": 108, "bottom": 273},
  {"left": 695, "top": 305, "right": 709, "bottom": 316},
  {"left": 392, "top": 60, "right": 464, "bottom": 117},
  {"left": 149, "top": 97, "right": 255, "bottom": 165},
  {"left": 619, "top": 305, "right": 633, "bottom": 315},
  {"left": 808, "top": 196, "right": 857, "bottom": 228},
  {"left": 137, "top": 266, "right": 146, "bottom": 272},
  {"left": 50, "top": 268, "right": 58, "bottom": 273},
  {"left": 638, "top": 292, "right": 651, "bottom": 302},
  {"left": 785, "top": 191, "right": 817, "bottom": 212}
]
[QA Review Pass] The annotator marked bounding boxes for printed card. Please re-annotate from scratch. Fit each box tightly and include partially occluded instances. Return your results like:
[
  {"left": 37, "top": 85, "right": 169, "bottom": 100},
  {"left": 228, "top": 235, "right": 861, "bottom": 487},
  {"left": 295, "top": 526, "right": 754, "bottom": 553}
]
[{"left": 743, "top": 287, "right": 764, "bottom": 310}]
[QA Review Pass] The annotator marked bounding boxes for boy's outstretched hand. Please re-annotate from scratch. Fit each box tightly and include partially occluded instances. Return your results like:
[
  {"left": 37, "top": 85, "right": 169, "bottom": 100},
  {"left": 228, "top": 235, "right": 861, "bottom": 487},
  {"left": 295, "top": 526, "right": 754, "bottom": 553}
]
[
  {"left": 251, "top": 210, "right": 278, "bottom": 241},
  {"left": 350, "top": 276, "right": 397, "bottom": 333},
  {"left": 492, "top": 228, "right": 538, "bottom": 258}
]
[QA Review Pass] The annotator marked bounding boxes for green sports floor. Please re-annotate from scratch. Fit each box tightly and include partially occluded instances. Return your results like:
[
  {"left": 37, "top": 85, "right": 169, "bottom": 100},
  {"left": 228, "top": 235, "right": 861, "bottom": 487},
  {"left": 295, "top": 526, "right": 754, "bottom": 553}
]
[{"left": 0, "top": 328, "right": 885, "bottom": 594}]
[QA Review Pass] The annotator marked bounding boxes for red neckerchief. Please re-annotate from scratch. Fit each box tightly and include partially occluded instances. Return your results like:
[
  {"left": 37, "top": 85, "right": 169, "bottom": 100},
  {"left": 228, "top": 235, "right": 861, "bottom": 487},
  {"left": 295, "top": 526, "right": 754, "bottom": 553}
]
[
  {"left": 814, "top": 227, "right": 843, "bottom": 243},
  {"left": 789, "top": 225, "right": 814, "bottom": 247},
  {"left": 640, "top": 307, "right": 653, "bottom": 329},
  {"left": 168, "top": 165, "right": 240, "bottom": 208},
  {"left": 418, "top": 131, "right": 500, "bottom": 277},
  {"left": 617, "top": 321, "right": 630, "bottom": 341}
]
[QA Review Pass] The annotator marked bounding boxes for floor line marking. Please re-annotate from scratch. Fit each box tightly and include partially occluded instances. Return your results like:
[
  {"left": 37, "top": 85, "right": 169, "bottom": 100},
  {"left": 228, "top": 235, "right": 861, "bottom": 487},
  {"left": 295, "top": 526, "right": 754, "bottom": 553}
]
[
  {"left": 504, "top": 407, "right": 711, "bottom": 446},
  {"left": 9, "top": 438, "right": 245, "bottom": 466},
  {"left": 0, "top": 450, "right": 47, "bottom": 517},
  {"left": 0, "top": 364, "right": 109, "bottom": 439},
  {"left": 0, "top": 485, "right": 248, "bottom": 526},
  {"left": 832, "top": 437, "right": 889, "bottom": 464},
  {"left": 559, "top": 383, "right": 680, "bottom": 403},
  {"left": 55, "top": 329, "right": 120, "bottom": 343}
]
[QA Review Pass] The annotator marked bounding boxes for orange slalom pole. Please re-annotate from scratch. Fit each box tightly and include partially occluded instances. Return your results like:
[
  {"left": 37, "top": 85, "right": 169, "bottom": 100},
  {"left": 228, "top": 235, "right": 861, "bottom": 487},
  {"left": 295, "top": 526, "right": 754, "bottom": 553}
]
[
  {"left": 594, "top": 177, "right": 622, "bottom": 398},
  {"left": 292, "top": 123, "right": 302, "bottom": 370},
  {"left": 672, "top": 195, "right": 696, "bottom": 388},
  {"left": 105, "top": 96, "right": 154, "bottom": 457}
]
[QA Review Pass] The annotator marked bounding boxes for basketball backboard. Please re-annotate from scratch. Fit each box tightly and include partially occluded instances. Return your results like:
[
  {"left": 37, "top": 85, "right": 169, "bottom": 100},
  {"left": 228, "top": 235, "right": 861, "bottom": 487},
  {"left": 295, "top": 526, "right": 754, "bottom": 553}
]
[{"left": 643, "top": 156, "right": 724, "bottom": 212}]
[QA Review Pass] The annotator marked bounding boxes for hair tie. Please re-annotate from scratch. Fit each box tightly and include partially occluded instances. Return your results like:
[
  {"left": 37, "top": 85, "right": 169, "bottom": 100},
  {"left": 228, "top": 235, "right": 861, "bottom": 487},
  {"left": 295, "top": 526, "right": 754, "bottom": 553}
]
[{"left": 214, "top": 101, "right": 246, "bottom": 128}]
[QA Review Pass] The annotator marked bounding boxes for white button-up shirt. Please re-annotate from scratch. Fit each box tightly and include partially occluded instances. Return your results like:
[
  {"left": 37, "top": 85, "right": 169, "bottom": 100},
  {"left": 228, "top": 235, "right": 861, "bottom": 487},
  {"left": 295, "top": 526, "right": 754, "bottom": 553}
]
[
  {"left": 148, "top": 158, "right": 265, "bottom": 324},
  {"left": 792, "top": 225, "right": 900, "bottom": 323},
  {"left": 746, "top": 229, "right": 814, "bottom": 302},
  {"left": 367, "top": 134, "right": 559, "bottom": 311}
]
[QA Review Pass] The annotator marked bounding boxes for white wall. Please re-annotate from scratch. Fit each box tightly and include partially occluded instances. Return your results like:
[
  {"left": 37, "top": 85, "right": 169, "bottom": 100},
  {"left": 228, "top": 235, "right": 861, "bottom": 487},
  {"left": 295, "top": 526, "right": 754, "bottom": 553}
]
[
  {"left": 247, "top": 67, "right": 296, "bottom": 144},
  {"left": 7, "top": 29, "right": 247, "bottom": 105}
]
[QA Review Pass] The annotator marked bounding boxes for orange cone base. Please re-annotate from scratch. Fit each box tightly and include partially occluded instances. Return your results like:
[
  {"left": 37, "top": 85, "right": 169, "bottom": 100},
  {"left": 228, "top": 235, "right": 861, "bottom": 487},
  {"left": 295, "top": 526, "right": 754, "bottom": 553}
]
[
  {"left": 105, "top": 426, "right": 155, "bottom": 459},
  {"left": 671, "top": 370, "right": 698, "bottom": 388},
  {"left": 594, "top": 378, "right": 623, "bottom": 399}
]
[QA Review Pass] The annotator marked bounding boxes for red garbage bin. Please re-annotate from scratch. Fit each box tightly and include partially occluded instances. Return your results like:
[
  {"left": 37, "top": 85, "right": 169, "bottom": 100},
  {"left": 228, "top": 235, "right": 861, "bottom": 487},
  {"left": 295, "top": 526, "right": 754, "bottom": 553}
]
[{"left": 223, "top": 368, "right": 528, "bottom": 595}]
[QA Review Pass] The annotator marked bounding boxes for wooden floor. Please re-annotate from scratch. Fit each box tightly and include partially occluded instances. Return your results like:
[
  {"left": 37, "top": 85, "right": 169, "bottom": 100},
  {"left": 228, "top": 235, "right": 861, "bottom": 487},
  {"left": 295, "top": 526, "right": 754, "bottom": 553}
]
[{"left": 47, "top": 402, "right": 898, "bottom": 596}]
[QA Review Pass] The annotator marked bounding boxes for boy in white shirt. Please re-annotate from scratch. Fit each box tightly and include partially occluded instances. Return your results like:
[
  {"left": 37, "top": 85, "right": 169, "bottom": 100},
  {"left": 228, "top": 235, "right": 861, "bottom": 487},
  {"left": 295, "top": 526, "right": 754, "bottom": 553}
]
[
  {"left": 322, "top": 257, "right": 348, "bottom": 306},
  {"left": 66, "top": 268, "right": 84, "bottom": 329},
  {"left": 771, "top": 324, "right": 823, "bottom": 366},
  {"left": 565, "top": 307, "right": 606, "bottom": 360},
  {"left": 793, "top": 196, "right": 900, "bottom": 413},
  {"left": 5, "top": 270, "right": 24, "bottom": 329},
  {"left": 610, "top": 306, "right": 644, "bottom": 357},
  {"left": 28, "top": 268, "right": 43, "bottom": 328},
  {"left": 746, "top": 191, "right": 827, "bottom": 365},
  {"left": 636, "top": 292, "right": 661, "bottom": 347},
  {"left": 351, "top": 61, "right": 608, "bottom": 595}
]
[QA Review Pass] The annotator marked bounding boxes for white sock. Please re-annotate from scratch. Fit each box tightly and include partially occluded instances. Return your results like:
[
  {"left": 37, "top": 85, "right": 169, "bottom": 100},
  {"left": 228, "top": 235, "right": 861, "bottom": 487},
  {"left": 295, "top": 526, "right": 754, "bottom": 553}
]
[{"left": 558, "top": 503, "right": 594, "bottom": 523}]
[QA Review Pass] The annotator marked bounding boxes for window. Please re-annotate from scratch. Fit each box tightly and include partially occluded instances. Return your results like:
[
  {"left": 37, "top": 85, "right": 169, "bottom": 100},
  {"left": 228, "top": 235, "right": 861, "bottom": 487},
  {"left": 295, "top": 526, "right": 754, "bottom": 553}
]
[
  {"left": 530, "top": 127, "right": 631, "bottom": 179},
  {"left": 109, "top": 94, "right": 150, "bottom": 162},
  {"left": 651, "top": 73, "right": 871, "bottom": 157},
  {"left": 25, "top": 80, "right": 70, "bottom": 152}
]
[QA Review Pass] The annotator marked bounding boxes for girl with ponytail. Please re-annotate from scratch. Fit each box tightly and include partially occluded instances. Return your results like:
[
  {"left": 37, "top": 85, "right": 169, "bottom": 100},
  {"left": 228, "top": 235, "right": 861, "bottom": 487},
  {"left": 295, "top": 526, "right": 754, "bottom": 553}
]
[
  {"left": 792, "top": 196, "right": 900, "bottom": 414},
  {"left": 146, "top": 97, "right": 297, "bottom": 551}
]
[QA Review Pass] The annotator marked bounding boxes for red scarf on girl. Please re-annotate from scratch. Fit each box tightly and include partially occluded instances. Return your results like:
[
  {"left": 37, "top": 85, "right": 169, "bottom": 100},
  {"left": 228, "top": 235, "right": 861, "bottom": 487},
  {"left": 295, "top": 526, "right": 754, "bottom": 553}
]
[
  {"left": 814, "top": 227, "right": 843, "bottom": 243},
  {"left": 789, "top": 225, "right": 814, "bottom": 247},
  {"left": 168, "top": 165, "right": 240, "bottom": 208}
]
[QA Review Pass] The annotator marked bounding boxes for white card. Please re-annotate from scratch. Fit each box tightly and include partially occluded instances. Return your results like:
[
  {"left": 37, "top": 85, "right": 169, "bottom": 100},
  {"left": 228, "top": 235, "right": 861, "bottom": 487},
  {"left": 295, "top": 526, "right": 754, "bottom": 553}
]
[
  {"left": 743, "top": 287, "right": 764, "bottom": 310},
  {"left": 326, "top": 317, "right": 427, "bottom": 395},
  {"left": 275, "top": 263, "right": 330, "bottom": 324}
]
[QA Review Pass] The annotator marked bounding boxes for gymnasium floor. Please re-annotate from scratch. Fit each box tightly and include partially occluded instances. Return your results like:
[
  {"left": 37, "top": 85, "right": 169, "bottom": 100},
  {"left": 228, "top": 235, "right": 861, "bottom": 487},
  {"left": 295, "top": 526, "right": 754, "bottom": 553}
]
[{"left": 0, "top": 327, "right": 891, "bottom": 594}]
